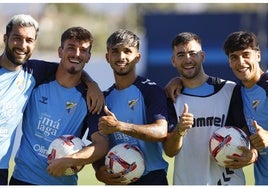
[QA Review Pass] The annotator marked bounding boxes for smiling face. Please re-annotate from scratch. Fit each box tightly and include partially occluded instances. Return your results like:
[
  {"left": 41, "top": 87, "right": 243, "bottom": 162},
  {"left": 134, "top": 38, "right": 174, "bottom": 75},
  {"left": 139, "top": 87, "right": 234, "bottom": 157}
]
[
  {"left": 105, "top": 44, "right": 140, "bottom": 76},
  {"left": 58, "top": 38, "right": 91, "bottom": 74},
  {"left": 172, "top": 40, "right": 205, "bottom": 80},
  {"left": 228, "top": 48, "right": 261, "bottom": 88},
  {"left": 4, "top": 25, "right": 37, "bottom": 66}
]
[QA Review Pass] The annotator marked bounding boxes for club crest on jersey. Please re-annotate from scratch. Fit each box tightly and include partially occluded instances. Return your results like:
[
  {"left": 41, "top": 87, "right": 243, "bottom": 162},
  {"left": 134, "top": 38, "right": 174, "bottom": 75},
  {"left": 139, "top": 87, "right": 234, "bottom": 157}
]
[
  {"left": 252, "top": 100, "right": 260, "bottom": 111},
  {"left": 66, "top": 101, "right": 77, "bottom": 114},
  {"left": 128, "top": 99, "right": 138, "bottom": 110}
]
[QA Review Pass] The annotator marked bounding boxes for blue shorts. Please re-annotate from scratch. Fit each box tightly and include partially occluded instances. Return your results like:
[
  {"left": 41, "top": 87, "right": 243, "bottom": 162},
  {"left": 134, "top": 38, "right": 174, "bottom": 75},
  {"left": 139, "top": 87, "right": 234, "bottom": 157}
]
[
  {"left": 129, "top": 169, "right": 168, "bottom": 185},
  {"left": 0, "top": 169, "right": 8, "bottom": 185}
]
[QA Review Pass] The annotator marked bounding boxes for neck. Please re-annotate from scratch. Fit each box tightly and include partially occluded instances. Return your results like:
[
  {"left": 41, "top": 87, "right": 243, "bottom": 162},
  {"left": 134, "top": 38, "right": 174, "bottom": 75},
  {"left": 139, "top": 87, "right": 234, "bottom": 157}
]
[
  {"left": 56, "top": 68, "right": 81, "bottom": 88},
  {"left": 114, "top": 72, "right": 137, "bottom": 90},
  {"left": 182, "top": 73, "right": 209, "bottom": 88},
  {"left": 243, "top": 69, "right": 264, "bottom": 89}
]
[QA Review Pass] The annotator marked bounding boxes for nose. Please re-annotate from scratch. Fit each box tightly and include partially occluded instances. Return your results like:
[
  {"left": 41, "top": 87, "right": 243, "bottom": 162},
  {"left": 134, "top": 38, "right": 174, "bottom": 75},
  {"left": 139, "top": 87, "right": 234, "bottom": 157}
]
[
  {"left": 237, "top": 55, "right": 245, "bottom": 65},
  {"left": 75, "top": 48, "right": 81, "bottom": 56},
  {"left": 119, "top": 51, "right": 126, "bottom": 60}
]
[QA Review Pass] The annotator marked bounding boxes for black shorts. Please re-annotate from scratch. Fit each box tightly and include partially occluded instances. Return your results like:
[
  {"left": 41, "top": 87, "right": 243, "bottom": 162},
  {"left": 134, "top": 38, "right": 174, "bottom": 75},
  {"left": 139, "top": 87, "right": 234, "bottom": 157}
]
[
  {"left": 0, "top": 169, "right": 8, "bottom": 185},
  {"left": 129, "top": 169, "right": 168, "bottom": 185},
  {"left": 9, "top": 176, "right": 35, "bottom": 185}
]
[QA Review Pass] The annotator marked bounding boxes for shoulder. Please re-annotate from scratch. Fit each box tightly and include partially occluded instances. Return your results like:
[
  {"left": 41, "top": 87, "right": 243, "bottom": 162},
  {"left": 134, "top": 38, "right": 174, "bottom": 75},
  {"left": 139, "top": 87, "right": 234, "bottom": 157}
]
[
  {"left": 134, "top": 76, "right": 163, "bottom": 91},
  {"left": 257, "top": 72, "right": 268, "bottom": 89},
  {"left": 207, "top": 76, "right": 236, "bottom": 93}
]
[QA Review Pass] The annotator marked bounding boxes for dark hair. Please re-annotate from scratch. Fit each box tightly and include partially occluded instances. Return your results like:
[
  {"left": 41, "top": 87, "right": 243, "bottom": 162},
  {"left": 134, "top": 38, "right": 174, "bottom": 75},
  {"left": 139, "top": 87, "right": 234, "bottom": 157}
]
[
  {"left": 61, "top": 26, "right": 94, "bottom": 52},
  {"left": 223, "top": 31, "right": 260, "bottom": 55},
  {"left": 6, "top": 14, "right": 39, "bottom": 39},
  {"left": 171, "top": 32, "right": 202, "bottom": 49},
  {"left": 106, "top": 29, "right": 140, "bottom": 51}
]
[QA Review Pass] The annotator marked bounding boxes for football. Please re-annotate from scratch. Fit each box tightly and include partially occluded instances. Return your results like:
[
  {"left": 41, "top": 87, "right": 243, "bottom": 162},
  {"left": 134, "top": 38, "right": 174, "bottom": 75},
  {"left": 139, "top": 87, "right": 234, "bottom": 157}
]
[
  {"left": 209, "top": 126, "right": 250, "bottom": 167},
  {"left": 47, "top": 135, "right": 85, "bottom": 176},
  {"left": 105, "top": 143, "right": 145, "bottom": 184}
]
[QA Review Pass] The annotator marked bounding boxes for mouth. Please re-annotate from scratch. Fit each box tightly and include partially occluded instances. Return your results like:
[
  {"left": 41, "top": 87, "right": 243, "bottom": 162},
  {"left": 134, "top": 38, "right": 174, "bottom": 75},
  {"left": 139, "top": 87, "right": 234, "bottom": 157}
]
[
  {"left": 14, "top": 49, "right": 27, "bottom": 56},
  {"left": 69, "top": 58, "right": 81, "bottom": 64},
  {"left": 237, "top": 67, "right": 249, "bottom": 73},
  {"left": 115, "top": 61, "right": 127, "bottom": 68}
]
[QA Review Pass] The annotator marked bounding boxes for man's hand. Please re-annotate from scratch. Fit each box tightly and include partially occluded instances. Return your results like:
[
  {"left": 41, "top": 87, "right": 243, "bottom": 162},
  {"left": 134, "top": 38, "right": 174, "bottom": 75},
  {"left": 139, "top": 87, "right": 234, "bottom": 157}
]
[
  {"left": 165, "top": 77, "right": 183, "bottom": 103},
  {"left": 250, "top": 120, "right": 268, "bottom": 150},
  {"left": 224, "top": 146, "right": 257, "bottom": 169},
  {"left": 86, "top": 82, "right": 105, "bottom": 114},
  {"left": 98, "top": 106, "right": 119, "bottom": 135},
  {"left": 95, "top": 165, "right": 127, "bottom": 185},
  {"left": 177, "top": 103, "right": 193, "bottom": 136}
]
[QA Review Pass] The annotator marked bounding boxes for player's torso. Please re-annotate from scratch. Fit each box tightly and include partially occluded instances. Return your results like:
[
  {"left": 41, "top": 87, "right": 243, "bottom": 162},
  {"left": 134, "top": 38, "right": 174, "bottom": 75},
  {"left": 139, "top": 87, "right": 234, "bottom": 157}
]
[
  {"left": 0, "top": 67, "right": 35, "bottom": 168},
  {"left": 173, "top": 80, "right": 245, "bottom": 185},
  {"left": 13, "top": 80, "right": 87, "bottom": 185}
]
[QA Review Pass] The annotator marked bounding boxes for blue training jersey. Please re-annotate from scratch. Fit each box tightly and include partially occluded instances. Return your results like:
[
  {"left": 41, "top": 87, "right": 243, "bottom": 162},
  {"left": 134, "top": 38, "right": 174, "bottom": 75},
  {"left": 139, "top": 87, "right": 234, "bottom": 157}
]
[
  {"left": 0, "top": 60, "right": 57, "bottom": 169},
  {"left": 241, "top": 72, "right": 268, "bottom": 185},
  {"left": 12, "top": 59, "right": 99, "bottom": 185},
  {"left": 103, "top": 76, "right": 169, "bottom": 176}
]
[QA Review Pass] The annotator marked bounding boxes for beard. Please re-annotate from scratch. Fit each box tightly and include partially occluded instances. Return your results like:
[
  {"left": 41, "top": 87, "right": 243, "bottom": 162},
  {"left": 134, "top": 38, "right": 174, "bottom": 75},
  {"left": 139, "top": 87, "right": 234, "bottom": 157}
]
[
  {"left": 67, "top": 66, "right": 81, "bottom": 75},
  {"left": 5, "top": 46, "right": 31, "bottom": 66}
]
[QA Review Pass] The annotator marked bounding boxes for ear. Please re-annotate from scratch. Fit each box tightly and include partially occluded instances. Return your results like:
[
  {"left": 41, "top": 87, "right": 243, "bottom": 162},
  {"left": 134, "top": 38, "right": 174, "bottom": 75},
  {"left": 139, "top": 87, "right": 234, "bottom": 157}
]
[
  {"left": 85, "top": 52, "right": 91, "bottom": 64},
  {"left": 135, "top": 53, "right": 141, "bottom": 63},
  {"left": 200, "top": 50, "right": 206, "bottom": 63},
  {"left": 58, "top": 46, "right": 63, "bottom": 58},
  {"left": 105, "top": 53, "right": 109, "bottom": 64},
  {"left": 171, "top": 55, "right": 176, "bottom": 68},
  {"left": 3, "top": 34, "right": 7, "bottom": 43},
  {"left": 257, "top": 50, "right": 261, "bottom": 62}
]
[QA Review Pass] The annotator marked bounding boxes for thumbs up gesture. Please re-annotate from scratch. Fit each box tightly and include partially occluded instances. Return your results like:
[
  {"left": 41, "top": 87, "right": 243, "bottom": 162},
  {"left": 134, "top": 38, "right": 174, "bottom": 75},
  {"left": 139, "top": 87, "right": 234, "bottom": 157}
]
[
  {"left": 250, "top": 120, "right": 268, "bottom": 150},
  {"left": 98, "top": 106, "right": 119, "bottom": 135},
  {"left": 177, "top": 104, "right": 194, "bottom": 136}
]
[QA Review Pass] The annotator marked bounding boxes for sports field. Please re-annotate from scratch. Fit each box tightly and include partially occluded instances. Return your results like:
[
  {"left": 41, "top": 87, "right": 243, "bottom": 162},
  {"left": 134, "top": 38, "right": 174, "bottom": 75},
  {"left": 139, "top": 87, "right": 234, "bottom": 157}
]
[
  {"left": 10, "top": 155, "right": 253, "bottom": 185},
  {"left": 76, "top": 156, "right": 254, "bottom": 185},
  {"left": 10, "top": 157, "right": 254, "bottom": 185}
]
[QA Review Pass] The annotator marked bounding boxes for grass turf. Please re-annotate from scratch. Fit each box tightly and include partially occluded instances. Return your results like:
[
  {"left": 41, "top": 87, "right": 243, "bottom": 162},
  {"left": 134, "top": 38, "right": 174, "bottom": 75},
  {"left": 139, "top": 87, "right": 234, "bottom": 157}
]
[{"left": 9, "top": 155, "right": 254, "bottom": 185}]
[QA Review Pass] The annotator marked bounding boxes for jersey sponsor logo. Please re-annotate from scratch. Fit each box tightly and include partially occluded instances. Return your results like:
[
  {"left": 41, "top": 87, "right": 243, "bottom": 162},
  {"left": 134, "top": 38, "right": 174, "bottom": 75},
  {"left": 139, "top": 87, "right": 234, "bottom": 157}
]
[
  {"left": 252, "top": 100, "right": 260, "bottom": 111},
  {"left": 66, "top": 101, "right": 77, "bottom": 114},
  {"left": 128, "top": 99, "right": 138, "bottom": 110},
  {"left": 37, "top": 114, "right": 60, "bottom": 137},
  {"left": 33, "top": 143, "right": 48, "bottom": 158},
  {"left": 0, "top": 101, "right": 17, "bottom": 118},
  {"left": 184, "top": 114, "right": 226, "bottom": 127},
  {"left": 0, "top": 127, "right": 8, "bottom": 137}
]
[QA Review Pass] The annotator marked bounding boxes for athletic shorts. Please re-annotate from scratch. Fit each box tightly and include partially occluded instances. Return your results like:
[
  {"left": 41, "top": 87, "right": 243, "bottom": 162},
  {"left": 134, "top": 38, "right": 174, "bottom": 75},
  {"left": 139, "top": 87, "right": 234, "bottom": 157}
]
[
  {"left": 129, "top": 169, "right": 168, "bottom": 185},
  {"left": 0, "top": 169, "right": 8, "bottom": 185}
]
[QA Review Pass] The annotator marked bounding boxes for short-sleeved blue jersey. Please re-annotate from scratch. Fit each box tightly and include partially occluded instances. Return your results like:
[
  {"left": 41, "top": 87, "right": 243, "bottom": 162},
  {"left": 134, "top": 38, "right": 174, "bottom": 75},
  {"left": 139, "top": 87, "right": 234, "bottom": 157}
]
[
  {"left": 241, "top": 72, "right": 268, "bottom": 185},
  {"left": 12, "top": 59, "right": 100, "bottom": 185},
  {"left": 103, "top": 76, "right": 169, "bottom": 176},
  {"left": 0, "top": 59, "right": 57, "bottom": 169}
]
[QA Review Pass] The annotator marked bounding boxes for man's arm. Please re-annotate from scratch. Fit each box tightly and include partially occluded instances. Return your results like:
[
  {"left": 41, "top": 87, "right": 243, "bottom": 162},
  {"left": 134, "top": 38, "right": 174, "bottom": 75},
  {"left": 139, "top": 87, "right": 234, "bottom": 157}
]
[
  {"left": 163, "top": 104, "right": 193, "bottom": 157},
  {"left": 81, "top": 70, "right": 105, "bottom": 114},
  {"left": 98, "top": 106, "right": 167, "bottom": 142}
]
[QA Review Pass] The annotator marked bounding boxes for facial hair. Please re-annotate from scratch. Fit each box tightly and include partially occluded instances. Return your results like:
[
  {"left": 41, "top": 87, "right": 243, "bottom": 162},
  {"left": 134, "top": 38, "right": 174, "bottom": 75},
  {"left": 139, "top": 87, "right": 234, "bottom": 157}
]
[{"left": 5, "top": 45, "right": 31, "bottom": 66}]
